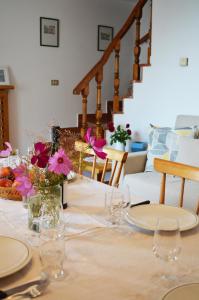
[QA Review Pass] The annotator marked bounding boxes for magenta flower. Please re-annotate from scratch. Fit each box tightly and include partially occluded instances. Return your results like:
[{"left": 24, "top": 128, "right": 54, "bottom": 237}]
[
  {"left": 48, "top": 148, "right": 72, "bottom": 176},
  {"left": 0, "top": 142, "right": 12, "bottom": 157},
  {"left": 85, "top": 128, "right": 107, "bottom": 159},
  {"left": 15, "top": 175, "right": 35, "bottom": 197},
  {"left": 31, "top": 142, "right": 50, "bottom": 168},
  {"left": 127, "top": 129, "right": 131, "bottom": 135},
  {"left": 126, "top": 123, "right": 130, "bottom": 128},
  {"left": 108, "top": 122, "right": 115, "bottom": 133}
]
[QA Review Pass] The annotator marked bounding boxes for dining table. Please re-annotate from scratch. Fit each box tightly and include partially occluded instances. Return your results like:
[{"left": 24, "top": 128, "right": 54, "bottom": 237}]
[{"left": 0, "top": 176, "right": 199, "bottom": 300}]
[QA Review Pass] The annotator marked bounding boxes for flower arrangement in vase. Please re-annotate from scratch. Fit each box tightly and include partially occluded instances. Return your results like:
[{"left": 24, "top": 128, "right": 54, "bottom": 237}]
[
  {"left": 108, "top": 122, "right": 132, "bottom": 150},
  {"left": 0, "top": 141, "right": 72, "bottom": 230}
]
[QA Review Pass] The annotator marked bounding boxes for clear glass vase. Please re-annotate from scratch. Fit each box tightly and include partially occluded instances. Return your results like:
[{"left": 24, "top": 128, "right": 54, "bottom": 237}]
[{"left": 28, "top": 184, "right": 61, "bottom": 232}]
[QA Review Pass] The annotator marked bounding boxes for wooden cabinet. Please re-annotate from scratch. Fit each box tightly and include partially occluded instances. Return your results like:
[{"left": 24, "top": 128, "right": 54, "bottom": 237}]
[{"left": 0, "top": 85, "right": 14, "bottom": 149}]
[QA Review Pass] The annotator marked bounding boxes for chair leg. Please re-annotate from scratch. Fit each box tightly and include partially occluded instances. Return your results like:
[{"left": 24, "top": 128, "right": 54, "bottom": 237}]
[
  {"left": 196, "top": 201, "right": 199, "bottom": 215},
  {"left": 159, "top": 173, "right": 166, "bottom": 204}
]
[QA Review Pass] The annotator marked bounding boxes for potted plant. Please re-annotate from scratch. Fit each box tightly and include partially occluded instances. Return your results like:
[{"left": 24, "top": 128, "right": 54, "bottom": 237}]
[{"left": 108, "top": 122, "right": 132, "bottom": 151}]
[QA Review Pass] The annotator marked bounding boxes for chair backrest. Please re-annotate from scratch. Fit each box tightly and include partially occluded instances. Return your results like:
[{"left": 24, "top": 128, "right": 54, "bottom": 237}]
[
  {"left": 75, "top": 140, "right": 128, "bottom": 187},
  {"left": 154, "top": 158, "right": 199, "bottom": 214},
  {"left": 57, "top": 127, "right": 82, "bottom": 173}
]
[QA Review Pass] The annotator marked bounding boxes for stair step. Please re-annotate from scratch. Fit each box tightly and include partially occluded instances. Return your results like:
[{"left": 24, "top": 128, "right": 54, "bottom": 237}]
[
  {"left": 78, "top": 113, "right": 112, "bottom": 128},
  {"left": 140, "top": 63, "right": 151, "bottom": 67},
  {"left": 113, "top": 111, "right": 123, "bottom": 115},
  {"left": 134, "top": 79, "right": 142, "bottom": 83},
  {"left": 107, "top": 100, "right": 123, "bottom": 115}
]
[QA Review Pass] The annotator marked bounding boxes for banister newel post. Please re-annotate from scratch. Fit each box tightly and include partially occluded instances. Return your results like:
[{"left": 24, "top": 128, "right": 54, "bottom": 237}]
[
  {"left": 81, "top": 86, "right": 89, "bottom": 139},
  {"left": 113, "top": 41, "right": 120, "bottom": 113},
  {"left": 133, "top": 7, "right": 142, "bottom": 81},
  {"left": 95, "top": 70, "right": 103, "bottom": 138}
]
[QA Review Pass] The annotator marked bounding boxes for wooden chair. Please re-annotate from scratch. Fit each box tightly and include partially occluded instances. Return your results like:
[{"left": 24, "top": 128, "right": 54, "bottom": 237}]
[
  {"left": 75, "top": 140, "right": 128, "bottom": 187},
  {"left": 154, "top": 158, "right": 199, "bottom": 214}
]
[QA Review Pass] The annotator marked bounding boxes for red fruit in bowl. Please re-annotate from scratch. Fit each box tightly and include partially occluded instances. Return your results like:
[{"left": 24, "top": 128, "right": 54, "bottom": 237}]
[
  {"left": 12, "top": 181, "right": 20, "bottom": 188},
  {"left": 0, "top": 167, "right": 12, "bottom": 178},
  {"left": 0, "top": 178, "right": 13, "bottom": 187}
]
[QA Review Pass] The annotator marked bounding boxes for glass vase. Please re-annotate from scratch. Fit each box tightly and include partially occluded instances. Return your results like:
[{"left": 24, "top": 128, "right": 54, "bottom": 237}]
[{"left": 28, "top": 184, "right": 61, "bottom": 232}]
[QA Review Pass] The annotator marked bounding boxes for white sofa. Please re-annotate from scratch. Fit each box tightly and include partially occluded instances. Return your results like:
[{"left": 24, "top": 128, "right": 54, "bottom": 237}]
[{"left": 122, "top": 115, "right": 199, "bottom": 212}]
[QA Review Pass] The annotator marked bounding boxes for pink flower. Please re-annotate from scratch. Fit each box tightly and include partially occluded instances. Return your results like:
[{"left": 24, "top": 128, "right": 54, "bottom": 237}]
[
  {"left": 31, "top": 142, "right": 50, "bottom": 168},
  {"left": 13, "top": 164, "right": 27, "bottom": 177},
  {"left": 15, "top": 175, "right": 35, "bottom": 197},
  {"left": 48, "top": 148, "right": 72, "bottom": 176},
  {"left": 0, "top": 142, "right": 12, "bottom": 157},
  {"left": 85, "top": 128, "right": 107, "bottom": 159}
]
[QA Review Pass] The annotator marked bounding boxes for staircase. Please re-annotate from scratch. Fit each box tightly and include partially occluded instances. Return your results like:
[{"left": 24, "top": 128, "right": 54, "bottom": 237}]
[{"left": 73, "top": 0, "right": 152, "bottom": 138}]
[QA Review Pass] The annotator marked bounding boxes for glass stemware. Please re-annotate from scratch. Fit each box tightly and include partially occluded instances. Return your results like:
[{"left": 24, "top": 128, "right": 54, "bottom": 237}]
[
  {"left": 39, "top": 208, "right": 67, "bottom": 281},
  {"left": 153, "top": 217, "right": 182, "bottom": 281},
  {"left": 105, "top": 188, "right": 129, "bottom": 226}
]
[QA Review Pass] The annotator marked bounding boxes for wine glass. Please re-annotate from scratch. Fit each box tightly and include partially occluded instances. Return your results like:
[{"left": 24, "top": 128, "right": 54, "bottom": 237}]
[{"left": 153, "top": 217, "right": 182, "bottom": 281}]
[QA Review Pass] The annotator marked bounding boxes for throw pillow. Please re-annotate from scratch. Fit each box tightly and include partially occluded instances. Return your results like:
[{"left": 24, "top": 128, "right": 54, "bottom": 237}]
[
  {"left": 145, "top": 126, "right": 171, "bottom": 172},
  {"left": 167, "top": 128, "right": 194, "bottom": 162},
  {"left": 145, "top": 125, "right": 194, "bottom": 172},
  {"left": 176, "top": 137, "right": 199, "bottom": 167}
]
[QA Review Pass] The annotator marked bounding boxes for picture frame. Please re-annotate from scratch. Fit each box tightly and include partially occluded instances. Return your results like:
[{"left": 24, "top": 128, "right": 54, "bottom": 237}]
[
  {"left": 98, "top": 25, "right": 114, "bottom": 51},
  {"left": 40, "top": 17, "right": 59, "bottom": 47},
  {"left": 0, "top": 66, "right": 10, "bottom": 85}
]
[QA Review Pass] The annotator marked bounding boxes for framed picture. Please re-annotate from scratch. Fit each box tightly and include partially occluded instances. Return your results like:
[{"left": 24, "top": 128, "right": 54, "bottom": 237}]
[
  {"left": 40, "top": 17, "right": 59, "bottom": 47},
  {"left": 0, "top": 66, "right": 10, "bottom": 85},
  {"left": 98, "top": 25, "right": 114, "bottom": 51}
]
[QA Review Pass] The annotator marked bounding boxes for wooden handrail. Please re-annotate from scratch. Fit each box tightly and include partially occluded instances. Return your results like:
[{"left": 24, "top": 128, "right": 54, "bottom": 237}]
[
  {"left": 139, "top": 31, "right": 150, "bottom": 44},
  {"left": 73, "top": 0, "right": 148, "bottom": 95}
]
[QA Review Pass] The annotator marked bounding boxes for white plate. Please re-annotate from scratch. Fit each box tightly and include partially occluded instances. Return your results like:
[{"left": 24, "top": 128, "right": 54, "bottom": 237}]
[
  {"left": 162, "top": 283, "right": 199, "bottom": 300},
  {"left": 0, "top": 236, "right": 32, "bottom": 278},
  {"left": 126, "top": 204, "right": 199, "bottom": 231}
]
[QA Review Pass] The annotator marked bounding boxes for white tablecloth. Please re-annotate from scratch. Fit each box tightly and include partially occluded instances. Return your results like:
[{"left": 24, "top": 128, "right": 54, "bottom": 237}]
[{"left": 0, "top": 177, "right": 199, "bottom": 300}]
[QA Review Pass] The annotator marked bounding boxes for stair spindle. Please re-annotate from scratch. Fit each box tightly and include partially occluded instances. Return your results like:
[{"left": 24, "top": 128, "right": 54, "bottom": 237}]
[
  {"left": 81, "top": 86, "right": 89, "bottom": 138},
  {"left": 113, "top": 41, "right": 120, "bottom": 112},
  {"left": 133, "top": 8, "right": 142, "bottom": 81},
  {"left": 95, "top": 70, "right": 103, "bottom": 138}
]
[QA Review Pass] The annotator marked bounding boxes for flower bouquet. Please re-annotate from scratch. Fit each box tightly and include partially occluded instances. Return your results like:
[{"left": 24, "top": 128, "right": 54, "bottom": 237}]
[
  {"left": 108, "top": 122, "right": 132, "bottom": 146},
  {"left": 0, "top": 141, "right": 72, "bottom": 231}
]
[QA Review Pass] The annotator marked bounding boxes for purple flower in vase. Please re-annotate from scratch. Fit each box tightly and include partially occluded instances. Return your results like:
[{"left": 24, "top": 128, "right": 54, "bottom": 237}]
[
  {"left": 31, "top": 142, "right": 50, "bottom": 168},
  {"left": 108, "top": 122, "right": 115, "bottom": 133},
  {"left": 48, "top": 148, "right": 72, "bottom": 176},
  {"left": 85, "top": 128, "right": 107, "bottom": 159},
  {"left": 14, "top": 175, "right": 35, "bottom": 197},
  {"left": 13, "top": 164, "right": 27, "bottom": 177}
]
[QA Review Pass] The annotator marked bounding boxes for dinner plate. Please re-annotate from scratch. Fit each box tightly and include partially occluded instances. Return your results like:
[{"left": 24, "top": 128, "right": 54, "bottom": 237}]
[
  {"left": 162, "top": 283, "right": 199, "bottom": 300},
  {"left": 126, "top": 204, "right": 199, "bottom": 231},
  {"left": 0, "top": 236, "right": 32, "bottom": 278}
]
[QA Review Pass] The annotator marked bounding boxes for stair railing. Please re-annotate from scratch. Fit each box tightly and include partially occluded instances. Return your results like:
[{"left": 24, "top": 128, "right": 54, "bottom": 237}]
[{"left": 73, "top": 0, "right": 151, "bottom": 138}]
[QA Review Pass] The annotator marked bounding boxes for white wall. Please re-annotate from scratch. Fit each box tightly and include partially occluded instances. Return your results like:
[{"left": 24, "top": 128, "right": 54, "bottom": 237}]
[
  {"left": 0, "top": 0, "right": 135, "bottom": 153},
  {"left": 115, "top": 0, "right": 199, "bottom": 142}
]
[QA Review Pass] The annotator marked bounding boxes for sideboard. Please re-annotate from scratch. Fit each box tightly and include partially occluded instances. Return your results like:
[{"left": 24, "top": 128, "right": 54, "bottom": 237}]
[{"left": 0, "top": 85, "right": 14, "bottom": 149}]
